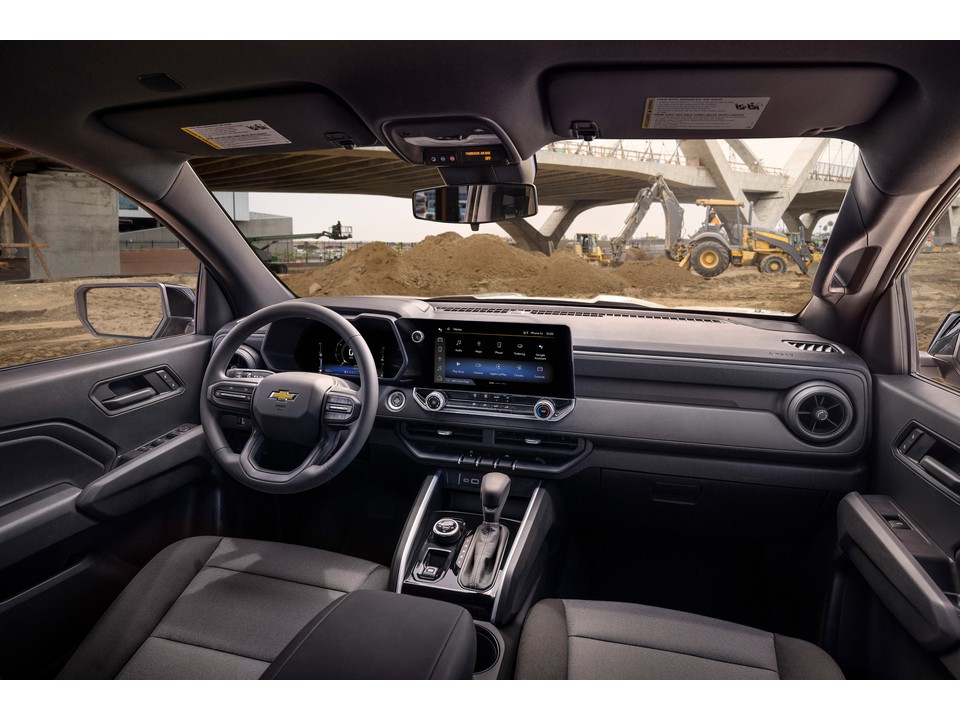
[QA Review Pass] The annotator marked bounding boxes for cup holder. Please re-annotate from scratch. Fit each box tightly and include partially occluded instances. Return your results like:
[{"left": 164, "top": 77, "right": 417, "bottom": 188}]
[{"left": 474, "top": 623, "right": 501, "bottom": 675}]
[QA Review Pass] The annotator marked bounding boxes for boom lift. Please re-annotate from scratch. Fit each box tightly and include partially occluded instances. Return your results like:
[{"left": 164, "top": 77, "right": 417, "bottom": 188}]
[{"left": 246, "top": 222, "right": 353, "bottom": 273}]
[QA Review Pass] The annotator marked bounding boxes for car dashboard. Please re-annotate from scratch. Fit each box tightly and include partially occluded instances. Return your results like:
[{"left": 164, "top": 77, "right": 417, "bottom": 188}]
[{"left": 217, "top": 296, "right": 871, "bottom": 496}]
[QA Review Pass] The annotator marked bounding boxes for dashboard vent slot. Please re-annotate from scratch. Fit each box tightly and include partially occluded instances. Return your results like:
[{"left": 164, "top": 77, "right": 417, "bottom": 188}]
[
  {"left": 785, "top": 383, "right": 853, "bottom": 443},
  {"left": 783, "top": 340, "right": 841, "bottom": 354},
  {"left": 404, "top": 423, "right": 484, "bottom": 444},
  {"left": 494, "top": 430, "right": 580, "bottom": 452},
  {"left": 439, "top": 306, "right": 723, "bottom": 323}
]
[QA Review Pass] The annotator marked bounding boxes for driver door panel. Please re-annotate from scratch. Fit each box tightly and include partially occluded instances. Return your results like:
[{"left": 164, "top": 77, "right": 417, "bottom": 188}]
[
  {"left": 0, "top": 333, "right": 214, "bottom": 677},
  {"left": 0, "top": 336, "right": 211, "bottom": 564}
]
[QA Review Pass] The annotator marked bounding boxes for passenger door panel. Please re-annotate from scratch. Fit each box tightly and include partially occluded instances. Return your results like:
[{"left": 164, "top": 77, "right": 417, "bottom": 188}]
[{"left": 843, "top": 373, "right": 960, "bottom": 677}]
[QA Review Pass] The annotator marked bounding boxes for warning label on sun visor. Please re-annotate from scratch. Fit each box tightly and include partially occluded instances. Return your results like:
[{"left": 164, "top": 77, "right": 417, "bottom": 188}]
[
  {"left": 181, "top": 120, "right": 291, "bottom": 150},
  {"left": 642, "top": 97, "right": 769, "bottom": 130}
]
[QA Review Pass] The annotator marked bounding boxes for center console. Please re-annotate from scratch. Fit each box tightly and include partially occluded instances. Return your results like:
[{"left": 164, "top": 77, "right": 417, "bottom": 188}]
[
  {"left": 389, "top": 467, "right": 561, "bottom": 678},
  {"left": 384, "top": 320, "right": 569, "bottom": 677}
]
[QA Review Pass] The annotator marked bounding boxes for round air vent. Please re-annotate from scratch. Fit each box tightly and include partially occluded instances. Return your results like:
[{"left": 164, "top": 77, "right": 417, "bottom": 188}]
[
  {"left": 785, "top": 382, "right": 854, "bottom": 443},
  {"left": 228, "top": 345, "right": 261, "bottom": 370}
]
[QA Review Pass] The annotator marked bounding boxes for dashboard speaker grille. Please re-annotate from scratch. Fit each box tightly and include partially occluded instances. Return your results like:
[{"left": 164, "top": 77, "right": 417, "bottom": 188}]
[{"left": 785, "top": 383, "right": 853, "bottom": 443}]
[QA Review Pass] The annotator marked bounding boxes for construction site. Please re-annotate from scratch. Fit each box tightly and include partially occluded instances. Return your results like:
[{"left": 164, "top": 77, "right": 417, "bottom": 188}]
[{"left": 3, "top": 138, "right": 960, "bottom": 368}]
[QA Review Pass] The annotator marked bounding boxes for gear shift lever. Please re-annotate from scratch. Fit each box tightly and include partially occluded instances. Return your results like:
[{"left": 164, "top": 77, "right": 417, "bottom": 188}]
[
  {"left": 459, "top": 471, "right": 512, "bottom": 591},
  {"left": 481, "top": 471, "right": 511, "bottom": 527}
]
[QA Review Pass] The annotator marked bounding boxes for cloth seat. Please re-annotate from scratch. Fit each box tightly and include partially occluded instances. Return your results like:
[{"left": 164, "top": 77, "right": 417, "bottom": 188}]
[
  {"left": 58, "top": 536, "right": 389, "bottom": 679},
  {"left": 515, "top": 599, "right": 844, "bottom": 680}
]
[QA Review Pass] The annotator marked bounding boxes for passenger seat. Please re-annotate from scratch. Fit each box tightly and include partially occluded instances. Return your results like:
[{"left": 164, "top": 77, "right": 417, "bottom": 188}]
[{"left": 515, "top": 599, "right": 843, "bottom": 679}]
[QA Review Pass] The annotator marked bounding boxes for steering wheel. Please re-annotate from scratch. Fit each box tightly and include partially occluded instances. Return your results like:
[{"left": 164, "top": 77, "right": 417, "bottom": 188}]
[{"left": 200, "top": 300, "right": 378, "bottom": 494}]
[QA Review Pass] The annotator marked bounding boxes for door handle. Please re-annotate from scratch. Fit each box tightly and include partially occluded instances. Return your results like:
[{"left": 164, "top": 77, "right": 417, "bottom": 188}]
[
  {"left": 100, "top": 387, "right": 157, "bottom": 410},
  {"left": 918, "top": 456, "right": 960, "bottom": 494}
]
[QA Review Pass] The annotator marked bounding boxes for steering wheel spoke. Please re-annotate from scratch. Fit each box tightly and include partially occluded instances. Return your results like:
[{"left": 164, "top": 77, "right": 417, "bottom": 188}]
[
  {"left": 207, "top": 378, "right": 263, "bottom": 414},
  {"left": 323, "top": 385, "right": 362, "bottom": 426}
]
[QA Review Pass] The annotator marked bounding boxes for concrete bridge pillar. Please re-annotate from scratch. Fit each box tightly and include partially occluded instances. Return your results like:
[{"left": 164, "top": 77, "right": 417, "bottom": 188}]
[
  {"left": 12, "top": 171, "right": 118, "bottom": 279},
  {"left": 678, "top": 140, "right": 750, "bottom": 226},
  {"left": 782, "top": 210, "right": 821, "bottom": 242},
  {"left": 498, "top": 199, "right": 600, "bottom": 255},
  {"left": 751, "top": 139, "right": 829, "bottom": 229}
]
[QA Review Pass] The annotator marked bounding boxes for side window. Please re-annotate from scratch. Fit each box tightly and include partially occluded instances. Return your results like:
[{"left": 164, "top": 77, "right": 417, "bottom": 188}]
[
  {"left": 0, "top": 160, "right": 198, "bottom": 369},
  {"left": 910, "top": 186, "right": 960, "bottom": 388}
]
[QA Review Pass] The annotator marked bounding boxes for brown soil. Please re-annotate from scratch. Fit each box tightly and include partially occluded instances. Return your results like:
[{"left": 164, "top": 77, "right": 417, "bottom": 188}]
[
  {"left": 286, "top": 232, "right": 960, "bottom": 341},
  {"left": 286, "top": 232, "right": 702, "bottom": 300},
  {"left": 911, "top": 252, "right": 960, "bottom": 349},
  {"left": 2, "top": 241, "right": 955, "bottom": 371}
]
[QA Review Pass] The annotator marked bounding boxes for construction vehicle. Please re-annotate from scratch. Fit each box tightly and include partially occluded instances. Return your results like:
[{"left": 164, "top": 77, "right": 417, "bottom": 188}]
[
  {"left": 675, "top": 199, "right": 815, "bottom": 278},
  {"left": 573, "top": 232, "right": 612, "bottom": 266},
  {"left": 610, "top": 175, "right": 684, "bottom": 265},
  {"left": 246, "top": 222, "right": 352, "bottom": 273},
  {"left": 605, "top": 174, "right": 815, "bottom": 278}
]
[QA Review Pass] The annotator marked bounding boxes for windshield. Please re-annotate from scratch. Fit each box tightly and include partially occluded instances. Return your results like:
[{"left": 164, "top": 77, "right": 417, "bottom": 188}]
[{"left": 196, "top": 138, "right": 857, "bottom": 315}]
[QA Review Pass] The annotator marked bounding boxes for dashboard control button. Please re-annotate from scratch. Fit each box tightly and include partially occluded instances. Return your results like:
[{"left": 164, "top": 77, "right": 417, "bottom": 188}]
[
  {"left": 411, "top": 330, "right": 424, "bottom": 343},
  {"left": 534, "top": 399, "right": 556, "bottom": 420},
  {"left": 386, "top": 390, "right": 406, "bottom": 411},
  {"left": 425, "top": 390, "right": 447, "bottom": 411}
]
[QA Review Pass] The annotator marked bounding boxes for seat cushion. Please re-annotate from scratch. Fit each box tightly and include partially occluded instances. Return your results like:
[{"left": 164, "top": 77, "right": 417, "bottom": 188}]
[
  {"left": 58, "top": 536, "right": 389, "bottom": 679},
  {"left": 515, "top": 599, "right": 843, "bottom": 680}
]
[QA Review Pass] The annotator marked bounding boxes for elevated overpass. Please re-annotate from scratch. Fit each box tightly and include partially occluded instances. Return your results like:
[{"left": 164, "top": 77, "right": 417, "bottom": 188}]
[
  {"left": 191, "top": 140, "right": 854, "bottom": 253},
  {"left": 4, "top": 138, "right": 860, "bottom": 258}
]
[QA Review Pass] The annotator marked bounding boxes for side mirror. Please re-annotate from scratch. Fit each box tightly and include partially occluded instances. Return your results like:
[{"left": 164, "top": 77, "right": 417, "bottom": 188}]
[
  {"left": 928, "top": 312, "right": 960, "bottom": 356},
  {"left": 924, "top": 311, "right": 960, "bottom": 387},
  {"left": 412, "top": 183, "right": 537, "bottom": 225},
  {"left": 74, "top": 282, "right": 196, "bottom": 340}
]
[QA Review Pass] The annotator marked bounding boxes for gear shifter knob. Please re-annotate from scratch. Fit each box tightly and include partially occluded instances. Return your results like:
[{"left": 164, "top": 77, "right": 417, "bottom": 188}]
[{"left": 481, "top": 471, "right": 511, "bottom": 526}]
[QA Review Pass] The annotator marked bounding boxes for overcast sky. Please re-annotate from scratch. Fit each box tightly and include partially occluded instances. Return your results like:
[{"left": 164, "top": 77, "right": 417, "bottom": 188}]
[{"left": 249, "top": 139, "right": 855, "bottom": 244}]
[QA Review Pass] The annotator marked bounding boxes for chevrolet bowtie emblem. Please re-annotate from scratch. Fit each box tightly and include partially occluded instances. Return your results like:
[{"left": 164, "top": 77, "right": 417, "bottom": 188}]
[{"left": 268, "top": 390, "right": 299, "bottom": 402}]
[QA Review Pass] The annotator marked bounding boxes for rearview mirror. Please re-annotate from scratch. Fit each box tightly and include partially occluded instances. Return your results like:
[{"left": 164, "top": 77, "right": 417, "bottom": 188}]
[{"left": 412, "top": 183, "right": 537, "bottom": 225}]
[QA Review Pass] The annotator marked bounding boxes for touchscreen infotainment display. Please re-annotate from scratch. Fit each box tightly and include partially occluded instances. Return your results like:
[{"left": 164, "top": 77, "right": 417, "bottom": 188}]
[{"left": 429, "top": 321, "right": 574, "bottom": 397}]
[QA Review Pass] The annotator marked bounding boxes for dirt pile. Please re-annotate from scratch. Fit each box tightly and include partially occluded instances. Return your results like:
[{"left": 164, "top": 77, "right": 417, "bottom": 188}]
[{"left": 286, "top": 232, "right": 704, "bottom": 300}]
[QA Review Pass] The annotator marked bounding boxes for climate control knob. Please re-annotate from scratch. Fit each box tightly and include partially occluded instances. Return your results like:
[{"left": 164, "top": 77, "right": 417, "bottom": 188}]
[
  {"left": 425, "top": 390, "right": 448, "bottom": 411},
  {"left": 533, "top": 399, "right": 556, "bottom": 420}
]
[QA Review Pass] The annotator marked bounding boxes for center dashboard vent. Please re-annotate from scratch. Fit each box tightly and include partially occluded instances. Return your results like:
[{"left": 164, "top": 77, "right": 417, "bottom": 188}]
[
  {"left": 493, "top": 430, "right": 581, "bottom": 452},
  {"left": 404, "top": 423, "right": 484, "bottom": 444},
  {"left": 783, "top": 340, "right": 841, "bottom": 354},
  {"left": 784, "top": 382, "right": 854, "bottom": 443},
  {"left": 438, "top": 306, "right": 724, "bottom": 323}
]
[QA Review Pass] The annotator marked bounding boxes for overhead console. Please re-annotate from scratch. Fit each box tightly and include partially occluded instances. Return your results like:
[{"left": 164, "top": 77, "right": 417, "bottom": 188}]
[
  {"left": 382, "top": 117, "right": 534, "bottom": 185},
  {"left": 406, "top": 320, "right": 575, "bottom": 422}
]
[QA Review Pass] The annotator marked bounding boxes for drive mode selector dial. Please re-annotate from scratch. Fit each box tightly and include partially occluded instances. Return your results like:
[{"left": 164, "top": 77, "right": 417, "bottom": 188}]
[
  {"left": 425, "top": 390, "right": 447, "bottom": 411},
  {"left": 432, "top": 518, "right": 462, "bottom": 545},
  {"left": 533, "top": 398, "right": 556, "bottom": 420}
]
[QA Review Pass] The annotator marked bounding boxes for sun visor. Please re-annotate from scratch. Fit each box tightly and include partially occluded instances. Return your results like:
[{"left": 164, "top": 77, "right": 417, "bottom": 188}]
[
  {"left": 101, "top": 87, "right": 376, "bottom": 155},
  {"left": 546, "top": 66, "right": 900, "bottom": 139}
]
